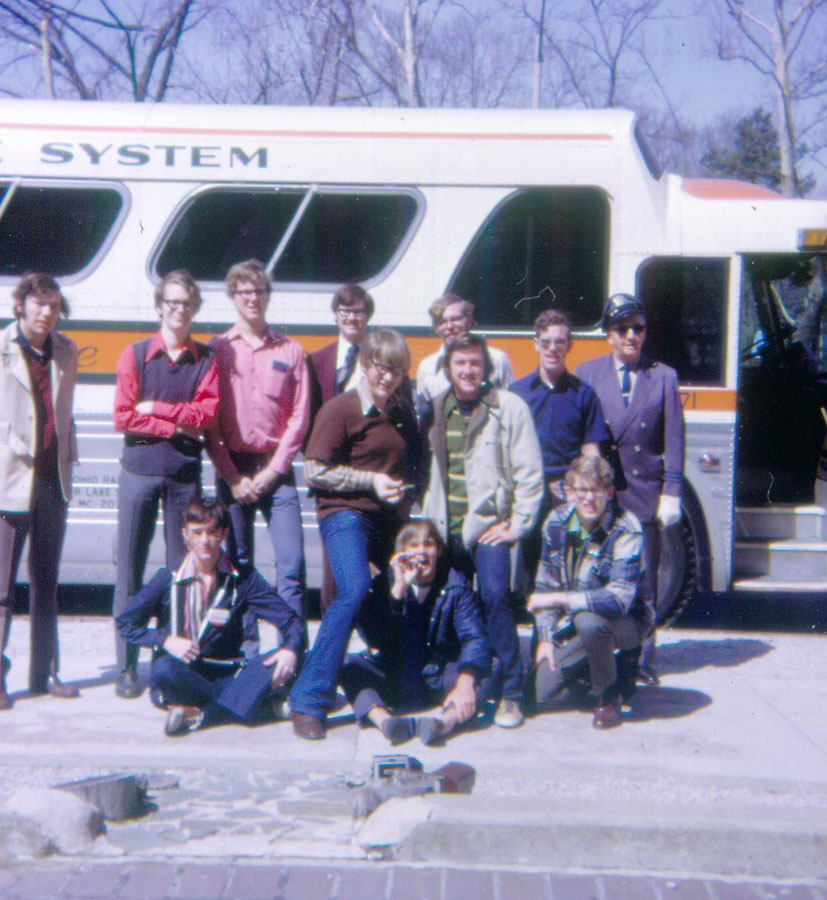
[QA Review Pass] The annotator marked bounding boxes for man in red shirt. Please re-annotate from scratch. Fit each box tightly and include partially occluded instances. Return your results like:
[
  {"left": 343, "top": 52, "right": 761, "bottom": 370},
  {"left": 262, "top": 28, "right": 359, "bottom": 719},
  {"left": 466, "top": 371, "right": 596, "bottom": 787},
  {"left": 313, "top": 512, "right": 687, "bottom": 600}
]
[
  {"left": 206, "top": 259, "right": 309, "bottom": 626},
  {"left": 112, "top": 270, "right": 218, "bottom": 700}
]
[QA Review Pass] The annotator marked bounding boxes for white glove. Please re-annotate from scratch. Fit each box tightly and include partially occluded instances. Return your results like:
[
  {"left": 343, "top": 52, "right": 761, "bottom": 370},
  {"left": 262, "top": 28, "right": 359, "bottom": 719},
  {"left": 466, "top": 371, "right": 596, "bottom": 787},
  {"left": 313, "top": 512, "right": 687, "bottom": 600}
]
[{"left": 657, "top": 494, "right": 681, "bottom": 528}]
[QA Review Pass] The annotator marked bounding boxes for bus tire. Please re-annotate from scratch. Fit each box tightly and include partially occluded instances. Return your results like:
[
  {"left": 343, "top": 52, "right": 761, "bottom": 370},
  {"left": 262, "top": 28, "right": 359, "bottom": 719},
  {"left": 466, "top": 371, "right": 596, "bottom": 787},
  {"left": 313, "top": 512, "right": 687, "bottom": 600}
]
[{"left": 655, "top": 506, "right": 701, "bottom": 627}]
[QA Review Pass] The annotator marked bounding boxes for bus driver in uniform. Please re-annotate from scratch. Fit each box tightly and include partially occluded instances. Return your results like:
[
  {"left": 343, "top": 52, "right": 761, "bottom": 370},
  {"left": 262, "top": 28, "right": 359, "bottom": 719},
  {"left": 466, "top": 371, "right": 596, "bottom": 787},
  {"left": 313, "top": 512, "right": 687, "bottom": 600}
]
[
  {"left": 576, "top": 294, "right": 685, "bottom": 686},
  {"left": 0, "top": 273, "right": 79, "bottom": 709}
]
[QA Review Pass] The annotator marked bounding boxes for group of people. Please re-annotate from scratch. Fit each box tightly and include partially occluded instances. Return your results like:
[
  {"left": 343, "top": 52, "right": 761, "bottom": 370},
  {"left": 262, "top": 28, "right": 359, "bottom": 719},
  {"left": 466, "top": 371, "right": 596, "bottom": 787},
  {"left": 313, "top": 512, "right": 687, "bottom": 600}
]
[{"left": 0, "top": 261, "right": 685, "bottom": 743}]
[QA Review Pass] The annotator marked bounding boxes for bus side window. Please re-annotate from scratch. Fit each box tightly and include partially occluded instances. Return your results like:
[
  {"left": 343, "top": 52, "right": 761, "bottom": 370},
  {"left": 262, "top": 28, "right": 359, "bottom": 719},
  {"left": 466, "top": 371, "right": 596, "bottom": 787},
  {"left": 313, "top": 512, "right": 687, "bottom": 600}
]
[
  {"left": 154, "top": 187, "right": 420, "bottom": 287},
  {"left": 447, "top": 187, "right": 608, "bottom": 329},
  {"left": 0, "top": 182, "right": 125, "bottom": 279},
  {"left": 637, "top": 257, "right": 729, "bottom": 386}
]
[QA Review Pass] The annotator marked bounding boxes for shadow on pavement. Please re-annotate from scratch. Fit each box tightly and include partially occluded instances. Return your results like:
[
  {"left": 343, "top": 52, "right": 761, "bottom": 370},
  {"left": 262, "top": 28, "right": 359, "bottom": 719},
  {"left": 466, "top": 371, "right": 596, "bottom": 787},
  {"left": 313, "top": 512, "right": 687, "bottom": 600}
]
[
  {"left": 657, "top": 637, "right": 773, "bottom": 676},
  {"left": 626, "top": 685, "right": 712, "bottom": 722}
]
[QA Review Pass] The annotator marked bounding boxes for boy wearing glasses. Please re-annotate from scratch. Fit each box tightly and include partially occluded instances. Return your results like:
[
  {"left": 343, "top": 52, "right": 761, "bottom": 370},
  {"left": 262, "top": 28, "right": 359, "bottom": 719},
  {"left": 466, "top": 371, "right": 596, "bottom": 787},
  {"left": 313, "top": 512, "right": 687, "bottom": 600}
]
[
  {"left": 575, "top": 294, "right": 685, "bottom": 687},
  {"left": 112, "top": 269, "right": 218, "bottom": 699},
  {"left": 206, "top": 260, "right": 309, "bottom": 627},
  {"left": 528, "top": 454, "right": 646, "bottom": 729},
  {"left": 510, "top": 309, "right": 609, "bottom": 588}
]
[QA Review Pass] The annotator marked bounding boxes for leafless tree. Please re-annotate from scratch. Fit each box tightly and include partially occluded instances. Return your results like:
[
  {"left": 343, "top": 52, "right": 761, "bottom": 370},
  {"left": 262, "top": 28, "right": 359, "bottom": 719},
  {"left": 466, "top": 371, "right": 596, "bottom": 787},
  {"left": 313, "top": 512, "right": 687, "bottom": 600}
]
[
  {"left": 710, "top": 0, "right": 827, "bottom": 197},
  {"left": 0, "top": 0, "right": 198, "bottom": 101}
]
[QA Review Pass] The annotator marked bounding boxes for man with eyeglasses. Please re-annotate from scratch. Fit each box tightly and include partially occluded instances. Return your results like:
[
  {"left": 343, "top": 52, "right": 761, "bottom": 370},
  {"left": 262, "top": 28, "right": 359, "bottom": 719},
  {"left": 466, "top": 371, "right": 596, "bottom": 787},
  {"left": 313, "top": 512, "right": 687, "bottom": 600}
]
[
  {"left": 206, "top": 260, "right": 309, "bottom": 636},
  {"left": 307, "top": 283, "right": 373, "bottom": 419},
  {"left": 415, "top": 294, "right": 514, "bottom": 417},
  {"left": 112, "top": 269, "right": 218, "bottom": 699},
  {"left": 306, "top": 284, "right": 374, "bottom": 617},
  {"left": 528, "top": 454, "right": 647, "bottom": 729},
  {"left": 510, "top": 309, "right": 609, "bottom": 590},
  {"left": 575, "top": 294, "right": 685, "bottom": 687}
]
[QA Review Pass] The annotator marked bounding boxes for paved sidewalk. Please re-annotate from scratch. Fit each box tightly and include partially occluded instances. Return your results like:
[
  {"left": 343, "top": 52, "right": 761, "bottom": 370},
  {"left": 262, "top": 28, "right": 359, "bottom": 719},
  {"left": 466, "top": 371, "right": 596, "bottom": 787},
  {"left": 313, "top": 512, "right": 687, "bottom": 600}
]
[{"left": 0, "top": 618, "right": 825, "bottom": 881}]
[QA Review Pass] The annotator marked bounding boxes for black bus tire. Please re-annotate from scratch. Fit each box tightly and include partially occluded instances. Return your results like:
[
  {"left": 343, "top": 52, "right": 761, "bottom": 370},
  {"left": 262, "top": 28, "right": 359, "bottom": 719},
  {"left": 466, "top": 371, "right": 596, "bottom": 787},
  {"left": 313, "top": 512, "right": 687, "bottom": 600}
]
[{"left": 655, "top": 516, "right": 698, "bottom": 627}]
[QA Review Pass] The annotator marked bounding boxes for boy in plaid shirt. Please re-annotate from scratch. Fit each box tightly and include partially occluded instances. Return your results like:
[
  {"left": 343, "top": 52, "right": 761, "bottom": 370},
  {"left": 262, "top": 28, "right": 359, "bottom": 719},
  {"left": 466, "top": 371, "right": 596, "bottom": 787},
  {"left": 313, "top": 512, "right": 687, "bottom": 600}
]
[{"left": 528, "top": 455, "right": 650, "bottom": 729}]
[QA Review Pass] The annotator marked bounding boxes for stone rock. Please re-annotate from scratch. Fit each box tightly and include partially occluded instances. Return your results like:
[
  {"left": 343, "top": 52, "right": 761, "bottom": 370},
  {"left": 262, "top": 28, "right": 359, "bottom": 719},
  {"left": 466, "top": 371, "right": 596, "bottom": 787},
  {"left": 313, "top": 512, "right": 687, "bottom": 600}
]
[
  {"left": 0, "top": 812, "right": 53, "bottom": 863},
  {"left": 356, "top": 796, "right": 433, "bottom": 850},
  {"left": 3, "top": 788, "right": 105, "bottom": 855}
]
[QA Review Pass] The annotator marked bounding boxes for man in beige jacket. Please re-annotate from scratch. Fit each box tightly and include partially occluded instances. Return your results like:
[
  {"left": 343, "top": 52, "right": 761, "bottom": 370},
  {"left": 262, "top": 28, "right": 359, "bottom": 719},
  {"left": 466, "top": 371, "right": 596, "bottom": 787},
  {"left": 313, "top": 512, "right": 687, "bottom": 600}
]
[{"left": 0, "top": 273, "right": 79, "bottom": 709}]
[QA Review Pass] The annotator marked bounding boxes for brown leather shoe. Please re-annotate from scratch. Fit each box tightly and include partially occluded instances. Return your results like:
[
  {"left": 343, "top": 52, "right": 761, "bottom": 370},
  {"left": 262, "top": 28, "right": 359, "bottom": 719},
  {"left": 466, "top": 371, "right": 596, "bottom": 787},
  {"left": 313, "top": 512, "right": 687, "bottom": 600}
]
[
  {"left": 592, "top": 700, "right": 622, "bottom": 730},
  {"left": 46, "top": 676, "right": 80, "bottom": 699},
  {"left": 291, "top": 712, "right": 326, "bottom": 740}
]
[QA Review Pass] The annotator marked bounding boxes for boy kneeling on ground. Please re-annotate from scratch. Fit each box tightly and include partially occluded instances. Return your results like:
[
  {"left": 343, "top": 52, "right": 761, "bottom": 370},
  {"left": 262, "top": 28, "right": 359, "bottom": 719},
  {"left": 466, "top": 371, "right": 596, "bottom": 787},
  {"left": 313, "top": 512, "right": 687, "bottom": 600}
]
[
  {"left": 341, "top": 519, "right": 494, "bottom": 745},
  {"left": 528, "top": 455, "right": 649, "bottom": 730},
  {"left": 117, "top": 497, "right": 302, "bottom": 735}
]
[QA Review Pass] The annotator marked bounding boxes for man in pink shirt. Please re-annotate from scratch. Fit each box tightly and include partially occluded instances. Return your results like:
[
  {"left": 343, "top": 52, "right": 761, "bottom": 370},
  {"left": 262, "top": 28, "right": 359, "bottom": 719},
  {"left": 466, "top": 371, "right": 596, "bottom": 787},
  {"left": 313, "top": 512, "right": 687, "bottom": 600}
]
[{"left": 207, "top": 260, "right": 310, "bottom": 627}]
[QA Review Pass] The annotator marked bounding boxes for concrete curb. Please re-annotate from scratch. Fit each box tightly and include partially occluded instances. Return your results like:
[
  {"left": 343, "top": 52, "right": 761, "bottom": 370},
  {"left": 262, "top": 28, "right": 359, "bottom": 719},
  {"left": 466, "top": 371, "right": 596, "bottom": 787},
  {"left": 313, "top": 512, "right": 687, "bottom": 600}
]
[{"left": 358, "top": 795, "right": 827, "bottom": 879}]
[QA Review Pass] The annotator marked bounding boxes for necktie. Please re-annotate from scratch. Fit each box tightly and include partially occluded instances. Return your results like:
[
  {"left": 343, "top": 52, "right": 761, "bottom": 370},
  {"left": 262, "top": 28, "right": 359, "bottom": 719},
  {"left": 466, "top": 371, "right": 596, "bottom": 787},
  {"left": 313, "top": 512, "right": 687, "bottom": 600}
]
[
  {"left": 620, "top": 364, "right": 631, "bottom": 407},
  {"left": 337, "top": 343, "right": 358, "bottom": 391}
]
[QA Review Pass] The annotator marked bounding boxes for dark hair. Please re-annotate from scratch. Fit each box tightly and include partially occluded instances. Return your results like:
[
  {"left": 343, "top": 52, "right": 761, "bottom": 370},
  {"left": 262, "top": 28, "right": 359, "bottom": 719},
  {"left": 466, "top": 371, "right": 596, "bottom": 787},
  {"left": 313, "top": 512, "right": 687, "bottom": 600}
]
[
  {"left": 182, "top": 496, "right": 230, "bottom": 531},
  {"left": 331, "top": 283, "right": 374, "bottom": 319},
  {"left": 444, "top": 332, "right": 494, "bottom": 382},
  {"left": 12, "top": 272, "right": 69, "bottom": 319},
  {"left": 154, "top": 269, "right": 202, "bottom": 312},
  {"left": 225, "top": 259, "right": 271, "bottom": 296},
  {"left": 533, "top": 308, "right": 572, "bottom": 337}
]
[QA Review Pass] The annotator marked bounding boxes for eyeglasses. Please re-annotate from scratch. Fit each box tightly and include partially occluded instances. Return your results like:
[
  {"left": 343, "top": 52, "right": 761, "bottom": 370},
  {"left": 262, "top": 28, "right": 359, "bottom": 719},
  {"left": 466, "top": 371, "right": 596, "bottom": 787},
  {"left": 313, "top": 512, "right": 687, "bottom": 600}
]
[
  {"left": 235, "top": 288, "right": 268, "bottom": 299},
  {"left": 162, "top": 299, "right": 197, "bottom": 312},
  {"left": 337, "top": 308, "right": 367, "bottom": 320},
  {"left": 611, "top": 324, "right": 645, "bottom": 336},
  {"left": 537, "top": 338, "right": 569, "bottom": 350},
  {"left": 569, "top": 485, "right": 608, "bottom": 499},
  {"left": 370, "top": 360, "right": 405, "bottom": 378}
]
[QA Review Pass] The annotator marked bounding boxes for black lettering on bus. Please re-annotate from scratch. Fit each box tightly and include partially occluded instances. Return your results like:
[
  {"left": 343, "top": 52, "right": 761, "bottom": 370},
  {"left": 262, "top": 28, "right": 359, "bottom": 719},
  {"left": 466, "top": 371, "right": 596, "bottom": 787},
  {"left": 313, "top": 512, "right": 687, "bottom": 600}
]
[
  {"left": 77, "top": 345, "right": 97, "bottom": 369},
  {"left": 119, "top": 144, "right": 151, "bottom": 166},
  {"left": 79, "top": 143, "right": 112, "bottom": 165},
  {"left": 192, "top": 146, "right": 220, "bottom": 168},
  {"left": 41, "top": 142, "right": 73, "bottom": 164},
  {"left": 230, "top": 147, "right": 267, "bottom": 168},
  {"left": 155, "top": 144, "right": 185, "bottom": 166}
]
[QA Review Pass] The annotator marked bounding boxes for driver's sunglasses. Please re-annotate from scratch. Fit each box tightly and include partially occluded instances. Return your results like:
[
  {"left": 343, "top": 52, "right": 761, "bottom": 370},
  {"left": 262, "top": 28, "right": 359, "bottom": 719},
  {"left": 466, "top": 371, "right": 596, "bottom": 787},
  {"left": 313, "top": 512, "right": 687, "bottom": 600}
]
[{"left": 612, "top": 324, "right": 646, "bottom": 336}]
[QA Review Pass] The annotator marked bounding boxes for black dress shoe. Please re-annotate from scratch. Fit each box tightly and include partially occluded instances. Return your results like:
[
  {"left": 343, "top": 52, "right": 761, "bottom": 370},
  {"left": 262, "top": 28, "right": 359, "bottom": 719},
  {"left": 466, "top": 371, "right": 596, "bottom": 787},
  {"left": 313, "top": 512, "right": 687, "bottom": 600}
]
[
  {"left": 592, "top": 700, "right": 622, "bottom": 730},
  {"left": 637, "top": 665, "right": 660, "bottom": 687},
  {"left": 291, "top": 712, "right": 326, "bottom": 740},
  {"left": 115, "top": 668, "right": 141, "bottom": 699},
  {"left": 46, "top": 676, "right": 79, "bottom": 699}
]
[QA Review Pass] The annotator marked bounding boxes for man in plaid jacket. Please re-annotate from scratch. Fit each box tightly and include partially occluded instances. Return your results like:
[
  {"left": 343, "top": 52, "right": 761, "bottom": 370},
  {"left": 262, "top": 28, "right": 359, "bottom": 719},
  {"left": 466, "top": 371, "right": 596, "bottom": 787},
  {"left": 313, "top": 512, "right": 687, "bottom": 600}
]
[{"left": 527, "top": 454, "right": 650, "bottom": 730}]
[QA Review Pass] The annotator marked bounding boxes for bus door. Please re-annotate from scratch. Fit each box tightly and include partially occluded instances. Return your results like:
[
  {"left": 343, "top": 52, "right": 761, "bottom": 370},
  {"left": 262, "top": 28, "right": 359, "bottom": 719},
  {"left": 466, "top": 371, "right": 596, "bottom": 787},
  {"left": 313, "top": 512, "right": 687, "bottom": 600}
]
[{"left": 736, "top": 253, "right": 827, "bottom": 506}]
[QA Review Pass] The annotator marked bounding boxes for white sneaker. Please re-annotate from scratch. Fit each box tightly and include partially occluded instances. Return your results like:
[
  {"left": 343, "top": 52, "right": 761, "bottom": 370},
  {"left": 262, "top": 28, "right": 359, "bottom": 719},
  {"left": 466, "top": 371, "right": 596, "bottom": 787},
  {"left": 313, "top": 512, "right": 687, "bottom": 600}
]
[{"left": 494, "top": 698, "right": 524, "bottom": 729}]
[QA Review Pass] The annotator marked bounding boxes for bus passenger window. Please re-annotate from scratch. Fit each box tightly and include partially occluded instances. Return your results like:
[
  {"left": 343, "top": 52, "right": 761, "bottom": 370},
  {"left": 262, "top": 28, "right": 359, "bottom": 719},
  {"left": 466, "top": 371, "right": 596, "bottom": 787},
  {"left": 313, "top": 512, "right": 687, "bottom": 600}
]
[
  {"left": 154, "top": 187, "right": 420, "bottom": 287},
  {"left": 274, "top": 193, "right": 418, "bottom": 284},
  {"left": 637, "top": 257, "right": 728, "bottom": 386},
  {"left": 447, "top": 187, "right": 608, "bottom": 329},
  {"left": 156, "top": 190, "right": 305, "bottom": 282},
  {"left": 0, "top": 183, "right": 124, "bottom": 278}
]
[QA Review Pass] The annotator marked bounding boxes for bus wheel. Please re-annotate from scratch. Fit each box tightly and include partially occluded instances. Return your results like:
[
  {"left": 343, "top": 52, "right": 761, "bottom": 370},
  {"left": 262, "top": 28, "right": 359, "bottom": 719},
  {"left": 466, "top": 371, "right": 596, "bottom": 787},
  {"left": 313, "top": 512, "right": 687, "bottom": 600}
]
[{"left": 655, "top": 516, "right": 698, "bottom": 627}]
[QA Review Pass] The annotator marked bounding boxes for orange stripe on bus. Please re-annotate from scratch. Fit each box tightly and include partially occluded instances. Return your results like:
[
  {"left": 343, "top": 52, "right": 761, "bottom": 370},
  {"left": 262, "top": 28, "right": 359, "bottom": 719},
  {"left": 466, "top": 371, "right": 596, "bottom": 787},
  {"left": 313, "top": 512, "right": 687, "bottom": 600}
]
[{"left": 72, "top": 329, "right": 737, "bottom": 412}]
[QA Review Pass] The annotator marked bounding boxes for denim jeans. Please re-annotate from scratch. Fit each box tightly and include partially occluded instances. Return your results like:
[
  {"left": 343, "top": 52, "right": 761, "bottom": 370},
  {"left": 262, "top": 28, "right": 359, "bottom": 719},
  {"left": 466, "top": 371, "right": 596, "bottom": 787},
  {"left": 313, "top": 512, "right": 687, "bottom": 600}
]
[
  {"left": 290, "top": 509, "right": 394, "bottom": 719},
  {"left": 216, "top": 466, "right": 305, "bottom": 625},
  {"left": 450, "top": 538, "right": 523, "bottom": 702}
]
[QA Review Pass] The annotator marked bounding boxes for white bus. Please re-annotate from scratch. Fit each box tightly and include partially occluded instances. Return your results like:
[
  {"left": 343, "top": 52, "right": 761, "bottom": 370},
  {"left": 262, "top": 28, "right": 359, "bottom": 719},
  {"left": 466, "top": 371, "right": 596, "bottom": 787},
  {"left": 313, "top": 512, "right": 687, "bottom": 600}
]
[{"left": 2, "top": 99, "right": 826, "bottom": 620}]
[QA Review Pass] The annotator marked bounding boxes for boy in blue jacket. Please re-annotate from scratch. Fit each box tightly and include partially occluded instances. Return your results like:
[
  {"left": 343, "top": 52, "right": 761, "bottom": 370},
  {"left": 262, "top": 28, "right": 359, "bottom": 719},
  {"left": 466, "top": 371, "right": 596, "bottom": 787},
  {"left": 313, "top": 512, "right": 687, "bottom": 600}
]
[
  {"left": 117, "top": 496, "right": 302, "bottom": 736},
  {"left": 340, "top": 519, "right": 493, "bottom": 745}
]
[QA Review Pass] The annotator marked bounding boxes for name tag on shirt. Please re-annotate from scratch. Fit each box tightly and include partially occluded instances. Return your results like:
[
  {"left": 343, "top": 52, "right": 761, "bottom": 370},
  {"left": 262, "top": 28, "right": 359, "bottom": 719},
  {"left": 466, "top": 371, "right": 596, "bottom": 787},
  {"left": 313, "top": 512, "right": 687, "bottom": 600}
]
[
  {"left": 271, "top": 360, "right": 289, "bottom": 371},
  {"left": 208, "top": 608, "right": 230, "bottom": 626}
]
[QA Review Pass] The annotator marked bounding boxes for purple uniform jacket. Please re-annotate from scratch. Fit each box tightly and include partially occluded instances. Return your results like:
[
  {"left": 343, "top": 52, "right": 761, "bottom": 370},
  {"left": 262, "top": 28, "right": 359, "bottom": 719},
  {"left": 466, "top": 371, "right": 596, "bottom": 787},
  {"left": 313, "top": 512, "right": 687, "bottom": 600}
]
[{"left": 575, "top": 354, "right": 685, "bottom": 524}]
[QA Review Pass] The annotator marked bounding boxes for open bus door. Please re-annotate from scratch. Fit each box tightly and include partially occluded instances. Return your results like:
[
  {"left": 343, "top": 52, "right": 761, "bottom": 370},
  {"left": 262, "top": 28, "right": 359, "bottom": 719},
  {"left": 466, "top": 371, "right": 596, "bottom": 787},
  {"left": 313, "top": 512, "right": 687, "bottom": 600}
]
[{"left": 733, "top": 248, "right": 827, "bottom": 593}]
